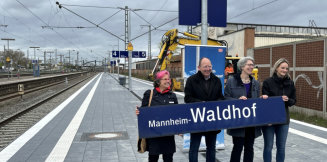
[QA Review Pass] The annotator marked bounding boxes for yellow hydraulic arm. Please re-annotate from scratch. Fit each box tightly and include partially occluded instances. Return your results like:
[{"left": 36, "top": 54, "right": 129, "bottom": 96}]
[{"left": 150, "top": 29, "right": 224, "bottom": 80}]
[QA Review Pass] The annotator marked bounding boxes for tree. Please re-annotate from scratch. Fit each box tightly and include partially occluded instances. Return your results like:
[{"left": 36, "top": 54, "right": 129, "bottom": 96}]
[{"left": 0, "top": 49, "right": 29, "bottom": 70}]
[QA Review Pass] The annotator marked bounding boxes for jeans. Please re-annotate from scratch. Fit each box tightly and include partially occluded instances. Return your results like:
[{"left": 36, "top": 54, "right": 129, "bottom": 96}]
[
  {"left": 189, "top": 132, "right": 217, "bottom": 162},
  {"left": 230, "top": 128, "right": 255, "bottom": 162},
  {"left": 262, "top": 124, "right": 289, "bottom": 162},
  {"left": 148, "top": 153, "right": 173, "bottom": 162}
]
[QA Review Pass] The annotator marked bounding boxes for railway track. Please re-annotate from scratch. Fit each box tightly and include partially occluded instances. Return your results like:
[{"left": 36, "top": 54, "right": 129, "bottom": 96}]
[{"left": 0, "top": 72, "right": 96, "bottom": 151}]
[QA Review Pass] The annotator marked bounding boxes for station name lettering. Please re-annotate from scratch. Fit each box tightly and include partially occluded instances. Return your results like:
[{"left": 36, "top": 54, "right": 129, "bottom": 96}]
[
  {"left": 190, "top": 103, "right": 257, "bottom": 123},
  {"left": 149, "top": 118, "right": 189, "bottom": 128},
  {"left": 147, "top": 103, "right": 257, "bottom": 128}
]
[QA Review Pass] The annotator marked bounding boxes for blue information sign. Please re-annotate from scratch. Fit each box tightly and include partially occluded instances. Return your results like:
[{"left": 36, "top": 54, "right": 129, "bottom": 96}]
[
  {"left": 179, "top": 0, "right": 227, "bottom": 27},
  {"left": 112, "top": 51, "right": 119, "bottom": 57},
  {"left": 32, "top": 60, "right": 38, "bottom": 64},
  {"left": 138, "top": 97, "right": 286, "bottom": 138},
  {"left": 138, "top": 51, "right": 146, "bottom": 58},
  {"left": 110, "top": 61, "right": 116, "bottom": 66},
  {"left": 119, "top": 51, "right": 128, "bottom": 58},
  {"left": 132, "top": 51, "right": 139, "bottom": 58},
  {"left": 112, "top": 51, "right": 146, "bottom": 58}
]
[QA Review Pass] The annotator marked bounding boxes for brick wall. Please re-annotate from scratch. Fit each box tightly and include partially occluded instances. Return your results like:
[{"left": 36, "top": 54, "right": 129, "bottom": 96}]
[
  {"left": 254, "top": 48, "right": 270, "bottom": 64},
  {"left": 295, "top": 71, "right": 324, "bottom": 111},
  {"left": 296, "top": 41, "right": 324, "bottom": 67},
  {"left": 272, "top": 45, "right": 293, "bottom": 67},
  {"left": 254, "top": 39, "right": 326, "bottom": 114},
  {"left": 257, "top": 67, "right": 270, "bottom": 83}
]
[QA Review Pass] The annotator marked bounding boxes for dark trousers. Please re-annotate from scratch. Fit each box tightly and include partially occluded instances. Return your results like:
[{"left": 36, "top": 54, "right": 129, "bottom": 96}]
[
  {"left": 230, "top": 128, "right": 255, "bottom": 162},
  {"left": 149, "top": 153, "right": 173, "bottom": 162},
  {"left": 189, "top": 132, "right": 217, "bottom": 162}
]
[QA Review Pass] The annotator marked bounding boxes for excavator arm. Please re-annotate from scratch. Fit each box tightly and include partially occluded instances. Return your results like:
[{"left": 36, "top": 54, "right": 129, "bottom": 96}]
[{"left": 149, "top": 29, "right": 226, "bottom": 80}]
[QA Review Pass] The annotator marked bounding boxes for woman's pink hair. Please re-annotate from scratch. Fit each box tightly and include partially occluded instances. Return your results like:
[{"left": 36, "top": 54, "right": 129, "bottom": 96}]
[{"left": 155, "top": 70, "right": 170, "bottom": 80}]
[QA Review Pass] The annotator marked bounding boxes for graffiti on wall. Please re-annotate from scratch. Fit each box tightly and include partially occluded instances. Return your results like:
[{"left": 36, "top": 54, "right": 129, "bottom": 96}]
[{"left": 294, "top": 72, "right": 323, "bottom": 99}]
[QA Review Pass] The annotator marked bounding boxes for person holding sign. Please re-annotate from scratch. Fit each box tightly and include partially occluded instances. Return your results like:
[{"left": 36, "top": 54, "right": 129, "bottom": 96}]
[
  {"left": 184, "top": 57, "right": 224, "bottom": 162},
  {"left": 261, "top": 58, "right": 296, "bottom": 162},
  {"left": 224, "top": 56, "right": 264, "bottom": 162},
  {"left": 136, "top": 70, "right": 178, "bottom": 162}
]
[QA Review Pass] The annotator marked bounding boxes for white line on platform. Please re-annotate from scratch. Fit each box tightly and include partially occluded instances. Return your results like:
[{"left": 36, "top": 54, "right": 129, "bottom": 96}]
[
  {"left": 0, "top": 74, "right": 100, "bottom": 162},
  {"left": 289, "top": 128, "right": 327, "bottom": 145},
  {"left": 291, "top": 119, "right": 327, "bottom": 132},
  {"left": 45, "top": 73, "right": 102, "bottom": 162}
]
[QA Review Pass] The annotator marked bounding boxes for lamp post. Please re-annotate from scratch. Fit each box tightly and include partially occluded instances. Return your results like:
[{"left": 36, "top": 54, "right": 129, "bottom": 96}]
[
  {"left": 29, "top": 46, "right": 40, "bottom": 60},
  {"left": 141, "top": 25, "right": 151, "bottom": 60},
  {"left": 67, "top": 50, "right": 75, "bottom": 72}
]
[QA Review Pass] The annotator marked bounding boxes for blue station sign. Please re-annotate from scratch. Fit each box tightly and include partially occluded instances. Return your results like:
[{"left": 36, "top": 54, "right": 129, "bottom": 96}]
[
  {"left": 179, "top": 0, "right": 227, "bottom": 27},
  {"left": 138, "top": 97, "right": 286, "bottom": 138},
  {"left": 112, "top": 51, "right": 146, "bottom": 58}
]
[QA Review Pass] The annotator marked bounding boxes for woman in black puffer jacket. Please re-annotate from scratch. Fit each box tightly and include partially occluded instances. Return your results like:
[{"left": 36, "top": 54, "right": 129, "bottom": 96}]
[
  {"left": 136, "top": 70, "right": 178, "bottom": 162},
  {"left": 261, "top": 58, "right": 296, "bottom": 162}
]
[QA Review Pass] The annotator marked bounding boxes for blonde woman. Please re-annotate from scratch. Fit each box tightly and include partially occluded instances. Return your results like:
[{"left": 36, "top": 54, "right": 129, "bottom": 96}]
[{"left": 261, "top": 58, "right": 296, "bottom": 162}]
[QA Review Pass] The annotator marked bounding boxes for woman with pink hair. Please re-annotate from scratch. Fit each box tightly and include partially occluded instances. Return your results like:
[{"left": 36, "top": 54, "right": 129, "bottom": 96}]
[{"left": 136, "top": 70, "right": 178, "bottom": 162}]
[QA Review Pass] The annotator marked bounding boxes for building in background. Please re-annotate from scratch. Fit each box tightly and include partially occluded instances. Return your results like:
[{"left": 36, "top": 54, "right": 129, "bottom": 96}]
[{"left": 193, "top": 22, "right": 327, "bottom": 57}]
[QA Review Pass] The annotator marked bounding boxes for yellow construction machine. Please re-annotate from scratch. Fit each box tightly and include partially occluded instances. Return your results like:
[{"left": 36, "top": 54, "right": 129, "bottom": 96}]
[
  {"left": 148, "top": 29, "right": 227, "bottom": 90},
  {"left": 149, "top": 29, "right": 257, "bottom": 91}
]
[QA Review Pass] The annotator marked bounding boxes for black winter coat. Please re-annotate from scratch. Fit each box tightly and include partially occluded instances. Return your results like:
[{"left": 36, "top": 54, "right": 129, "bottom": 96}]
[
  {"left": 184, "top": 71, "right": 224, "bottom": 134},
  {"left": 141, "top": 88, "right": 178, "bottom": 155},
  {"left": 224, "top": 73, "right": 262, "bottom": 138},
  {"left": 262, "top": 73, "right": 296, "bottom": 124}
]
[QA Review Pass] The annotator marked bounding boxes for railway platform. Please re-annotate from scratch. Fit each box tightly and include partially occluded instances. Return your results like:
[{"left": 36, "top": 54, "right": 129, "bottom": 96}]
[
  {"left": 0, "top": 72, "right": 79, "bottom": 85},
  {"left": 0, "top": 73, "right": 192, "bottom": 162},
  {"left": 1, "top": 72, "right": 327, "bottom": 162}
]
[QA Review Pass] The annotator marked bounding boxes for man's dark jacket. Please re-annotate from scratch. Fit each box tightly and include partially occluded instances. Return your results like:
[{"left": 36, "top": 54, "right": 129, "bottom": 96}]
[{"left": 184, "top": 71, "right": 224, "bottom": 134}]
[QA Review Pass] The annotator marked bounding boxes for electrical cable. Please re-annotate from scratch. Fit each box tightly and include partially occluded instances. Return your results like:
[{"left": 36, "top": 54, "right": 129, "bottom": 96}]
[
  {"left": 97, "top": 9, "right": 122, "bottom": 26},
  {"left": 56, "top": 2, "right": 124, "bottom": 42},
  {"left": 228, "top": 0, "right": 279, "bottom": 20},
  {"left": 0, "top": 3, "right": 57, "bottom": 45},
  {"left": 15, "top": 0, "right": 80, "bottom": 49},
  {"left": 131, "top": 10, "right": 156, "bottom": 29},
  {"left": 131, "top": 17, "right": 178, "bottom": 41},
  {"left": 60, "top": 4, "right": 177, "bottom": 12},
  {"left": 149, "top": 0, "right": 169, "bottom": 22}
]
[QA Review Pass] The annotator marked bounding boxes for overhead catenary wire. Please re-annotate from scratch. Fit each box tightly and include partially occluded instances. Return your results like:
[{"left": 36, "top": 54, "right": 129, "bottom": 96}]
[
  {"left": 0, "top": 29, "right": 37, "bottom": 45},
  {"left": 130, "top": 17, "right": 178, "bottom": 42},
  {"left": 148, "top": 0, "right": 169, "bottom": 22},
  {"left": 56, "top": 2, "right": 124, "bottom": 42},
  {"left": 97, "top": 9, "right": 122, "bottom": 26},
  {"left": 41, "top": 26, "right": 96, "bottom": 29},
  {"left": 228, "top": 0, "right": 279, "bottom": 20},
  {"left": 55, "top": 5, "right": 108, "bottom": 60},
  {"left": 0, "top": 2, "right": 57, "bottom": 46},
  {"left": 15, "top": 0, "right": 80, "bottom": 49},
  {"left": 60, "top": 4, "right": 177, "bottom": 12},
  {"left": 56, "top": 1, "right": 185, "bottom": 53},
  {"left": 131, "top": 10, "right": 156, "bottom": 29}
]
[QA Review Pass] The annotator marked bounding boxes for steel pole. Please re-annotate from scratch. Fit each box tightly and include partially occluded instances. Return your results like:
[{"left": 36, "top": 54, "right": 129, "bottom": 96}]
[
  {"left": 128, "top": 8, "right": 132, "bottom": 91},
  {"left": 201, "top": 0, "right": 208, "bottom": 45}
]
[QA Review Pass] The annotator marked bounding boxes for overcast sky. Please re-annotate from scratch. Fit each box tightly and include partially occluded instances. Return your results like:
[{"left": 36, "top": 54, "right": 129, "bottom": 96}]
[{"left": 0, "top": 0, "right": 326, "bottom": 62}]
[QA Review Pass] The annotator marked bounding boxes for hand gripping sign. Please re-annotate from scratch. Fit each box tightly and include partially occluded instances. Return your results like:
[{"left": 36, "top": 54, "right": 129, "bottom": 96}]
[{"left": 137, "top": 97, "right": 286, "bottom": 138}]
